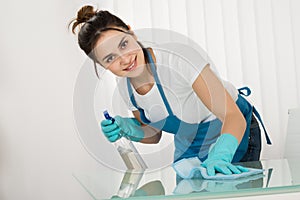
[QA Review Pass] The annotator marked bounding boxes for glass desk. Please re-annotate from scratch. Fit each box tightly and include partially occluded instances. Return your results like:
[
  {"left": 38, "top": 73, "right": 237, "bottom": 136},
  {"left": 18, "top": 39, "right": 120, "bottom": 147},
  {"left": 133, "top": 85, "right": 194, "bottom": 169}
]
[{"left": 74, "top": 158, "right": 300, "bottom": 199}]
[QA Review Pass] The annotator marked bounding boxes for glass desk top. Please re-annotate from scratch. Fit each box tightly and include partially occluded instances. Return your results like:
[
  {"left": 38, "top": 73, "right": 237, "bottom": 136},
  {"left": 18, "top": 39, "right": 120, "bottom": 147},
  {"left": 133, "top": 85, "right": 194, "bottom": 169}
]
[{"left": 74, "top": 158, "right": 300, "bottom": 200}]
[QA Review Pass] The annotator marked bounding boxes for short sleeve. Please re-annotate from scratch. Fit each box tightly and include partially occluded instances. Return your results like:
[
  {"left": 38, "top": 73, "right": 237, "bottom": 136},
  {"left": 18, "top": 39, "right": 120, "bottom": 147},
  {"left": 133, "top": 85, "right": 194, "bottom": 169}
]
[{"left": 153, "top": 43, "right": 209, "bottom": 86}]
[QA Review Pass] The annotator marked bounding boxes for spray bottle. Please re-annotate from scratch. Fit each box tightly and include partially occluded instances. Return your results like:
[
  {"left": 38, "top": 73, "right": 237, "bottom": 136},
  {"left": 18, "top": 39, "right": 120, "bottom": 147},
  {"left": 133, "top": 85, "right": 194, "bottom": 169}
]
[{"left": 103, "top": 110, "right": 147, "bottom": 170}]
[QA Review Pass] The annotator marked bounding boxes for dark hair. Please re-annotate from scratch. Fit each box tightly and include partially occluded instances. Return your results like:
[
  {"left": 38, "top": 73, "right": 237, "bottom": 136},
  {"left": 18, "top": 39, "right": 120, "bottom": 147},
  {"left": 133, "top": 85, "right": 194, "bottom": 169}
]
[{"left": 69, "top": 5, "right": 149, "bottom": 78}]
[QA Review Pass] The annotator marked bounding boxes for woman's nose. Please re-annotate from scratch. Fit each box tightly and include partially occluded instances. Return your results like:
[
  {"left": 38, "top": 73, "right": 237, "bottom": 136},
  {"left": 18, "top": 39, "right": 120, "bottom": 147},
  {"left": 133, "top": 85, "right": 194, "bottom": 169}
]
[{"left": 119, "top": 54, "right": 131, "bottom": 65}]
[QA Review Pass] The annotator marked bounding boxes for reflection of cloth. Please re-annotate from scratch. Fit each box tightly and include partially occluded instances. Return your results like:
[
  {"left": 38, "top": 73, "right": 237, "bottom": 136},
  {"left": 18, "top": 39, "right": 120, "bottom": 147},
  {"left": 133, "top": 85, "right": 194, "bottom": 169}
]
[
  {"left": 173, "top": 173, "right": 264, "bottom": 194},
  {"left": 172, "top": 157, "right": 264, "bottom": 179},
  {"left": 125, "top": 49, "right": 256, "bottom": 163}
]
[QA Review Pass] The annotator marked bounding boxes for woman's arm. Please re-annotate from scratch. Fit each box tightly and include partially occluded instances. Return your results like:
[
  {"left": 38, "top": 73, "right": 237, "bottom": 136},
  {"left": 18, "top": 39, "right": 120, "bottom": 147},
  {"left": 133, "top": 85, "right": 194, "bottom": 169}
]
[
  {"left": 132, "top": 110, "right": 162, "bottom": 144},
  {"left": 192, "top": 64, "right": 246, "bottom": 143}
]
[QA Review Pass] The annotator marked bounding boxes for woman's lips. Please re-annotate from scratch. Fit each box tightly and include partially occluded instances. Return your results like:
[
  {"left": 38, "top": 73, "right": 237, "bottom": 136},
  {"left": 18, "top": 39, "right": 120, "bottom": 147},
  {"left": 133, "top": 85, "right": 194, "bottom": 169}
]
[{"left": 124, "top": 57, "right": 137, "bottom": 71}]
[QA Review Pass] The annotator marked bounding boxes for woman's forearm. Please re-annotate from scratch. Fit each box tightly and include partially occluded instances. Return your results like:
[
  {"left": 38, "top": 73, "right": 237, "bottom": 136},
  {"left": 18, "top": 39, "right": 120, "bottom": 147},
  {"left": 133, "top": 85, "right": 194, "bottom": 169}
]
[
  {"left": 139, "top": 125, "right": 162, "bottom": 144},
  {"left": 221, "top": 112, "right": 246, "bottom": 143}
]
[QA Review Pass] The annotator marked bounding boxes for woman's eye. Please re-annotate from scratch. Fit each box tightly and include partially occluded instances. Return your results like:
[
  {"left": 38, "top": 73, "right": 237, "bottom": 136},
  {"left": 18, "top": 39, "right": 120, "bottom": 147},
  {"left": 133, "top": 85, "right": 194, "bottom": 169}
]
[
  {"left": 120, "top": 40, "right": 128, "bottom": 49},
  {"left": 106, "top": 55, "right": 115, "bottom": 63}
]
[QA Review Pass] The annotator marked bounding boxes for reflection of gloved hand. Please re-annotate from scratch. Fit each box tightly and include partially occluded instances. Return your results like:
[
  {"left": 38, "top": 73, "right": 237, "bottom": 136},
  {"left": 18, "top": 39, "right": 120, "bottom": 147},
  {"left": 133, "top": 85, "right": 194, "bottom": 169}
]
[
  {"left": 101, "top": 116, "right": 144, "bottom": 142},
  {"left": 201, "top": 134, "right": 249, "bottom": 176}
]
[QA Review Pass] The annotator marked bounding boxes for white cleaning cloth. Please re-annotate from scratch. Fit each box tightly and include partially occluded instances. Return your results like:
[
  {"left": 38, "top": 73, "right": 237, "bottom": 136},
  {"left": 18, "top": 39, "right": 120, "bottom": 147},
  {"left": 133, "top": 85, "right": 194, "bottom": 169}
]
[{"left": 172, "top": 157, "right": 264, "bottom": 180}]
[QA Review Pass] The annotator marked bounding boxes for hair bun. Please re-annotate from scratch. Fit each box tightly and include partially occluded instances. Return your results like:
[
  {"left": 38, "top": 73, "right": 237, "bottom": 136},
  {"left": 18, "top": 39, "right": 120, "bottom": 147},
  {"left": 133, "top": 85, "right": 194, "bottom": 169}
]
[
  {"left": 70, "top": 5, "right": 97, "bottom": 34},
  {"left": 77, "top": 5, "right": 96, "bottom": 23}
]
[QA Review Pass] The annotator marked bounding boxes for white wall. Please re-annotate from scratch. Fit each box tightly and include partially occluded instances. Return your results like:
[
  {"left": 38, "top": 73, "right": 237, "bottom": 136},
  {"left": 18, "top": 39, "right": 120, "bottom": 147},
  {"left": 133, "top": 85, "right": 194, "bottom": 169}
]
[
  {"left": 0, "top": 0, "right": 299, "bottom": 199},
  {"left": 0, "top": 0, "right": 99, "bottom": 199}
]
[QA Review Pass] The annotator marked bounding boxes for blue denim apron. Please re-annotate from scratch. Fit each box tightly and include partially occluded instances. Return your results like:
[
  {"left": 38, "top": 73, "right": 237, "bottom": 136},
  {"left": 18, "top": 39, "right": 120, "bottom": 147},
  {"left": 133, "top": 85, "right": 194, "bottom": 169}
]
[{"left": 126, "top": 50, "right": 272, "bottom": 163}]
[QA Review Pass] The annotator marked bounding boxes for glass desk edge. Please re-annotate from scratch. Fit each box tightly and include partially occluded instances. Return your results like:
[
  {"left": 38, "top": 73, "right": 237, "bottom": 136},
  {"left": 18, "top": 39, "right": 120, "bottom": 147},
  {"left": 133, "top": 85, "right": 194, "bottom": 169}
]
[{"left": 118, "top": 185, "right": 300, "bottom": 200}]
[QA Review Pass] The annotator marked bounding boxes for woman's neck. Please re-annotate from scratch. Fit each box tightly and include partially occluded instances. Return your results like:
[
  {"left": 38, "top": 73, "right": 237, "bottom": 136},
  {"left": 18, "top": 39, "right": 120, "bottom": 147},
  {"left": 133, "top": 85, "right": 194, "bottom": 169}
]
[{"left": 130, "top": 48, "right": 156, "bottom": 95}]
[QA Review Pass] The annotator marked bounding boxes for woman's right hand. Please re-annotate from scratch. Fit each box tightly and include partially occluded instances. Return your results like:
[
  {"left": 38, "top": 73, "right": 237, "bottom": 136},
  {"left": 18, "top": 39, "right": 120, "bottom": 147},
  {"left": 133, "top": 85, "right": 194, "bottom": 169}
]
[
  {"left": 101, "top": 116, "right": 144, "bottom": 142},
  {"left": 100, "top": 119, "right": 122, "bottom": 142}
]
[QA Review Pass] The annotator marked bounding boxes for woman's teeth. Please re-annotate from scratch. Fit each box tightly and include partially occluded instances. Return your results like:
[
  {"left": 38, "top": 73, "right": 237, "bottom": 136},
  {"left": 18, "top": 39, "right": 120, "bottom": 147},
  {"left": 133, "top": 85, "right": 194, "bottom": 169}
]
[
  {"left": 125, "top": 58, "right": 136, "bottom": 71},
  {"left": 127, "top": 62, "right": 134, "bottom": 70}
]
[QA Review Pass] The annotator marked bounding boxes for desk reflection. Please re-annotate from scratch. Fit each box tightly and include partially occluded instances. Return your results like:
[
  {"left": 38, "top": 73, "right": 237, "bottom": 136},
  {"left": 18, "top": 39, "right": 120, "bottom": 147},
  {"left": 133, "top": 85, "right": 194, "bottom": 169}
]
[
  {"left": 74, "top": 159, "right": 299, "bottom": 200},
  {"left": 112, "top": 169, "right": 165, "bottom": 198}
]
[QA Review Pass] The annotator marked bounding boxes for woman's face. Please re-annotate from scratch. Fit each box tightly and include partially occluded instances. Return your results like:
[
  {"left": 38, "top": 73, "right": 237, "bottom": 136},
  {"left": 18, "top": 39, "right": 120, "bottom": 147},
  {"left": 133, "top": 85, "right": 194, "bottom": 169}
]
[{"left": 94, "top": 29, "right": 146, "bottom": 77}]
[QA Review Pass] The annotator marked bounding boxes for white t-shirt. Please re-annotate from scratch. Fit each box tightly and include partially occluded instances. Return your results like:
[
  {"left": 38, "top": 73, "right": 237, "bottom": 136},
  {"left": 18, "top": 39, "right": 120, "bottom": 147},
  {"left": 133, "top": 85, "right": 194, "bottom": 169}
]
[{"left": 117, "top": 46, "right": 238, "bottom": 124}]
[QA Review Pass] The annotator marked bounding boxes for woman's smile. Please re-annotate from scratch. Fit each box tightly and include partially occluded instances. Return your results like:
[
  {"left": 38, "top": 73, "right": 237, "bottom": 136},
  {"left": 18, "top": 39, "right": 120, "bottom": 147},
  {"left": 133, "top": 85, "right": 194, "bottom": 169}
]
[{"left": 123, "top": 56, "right": 137, "bottom": 71}]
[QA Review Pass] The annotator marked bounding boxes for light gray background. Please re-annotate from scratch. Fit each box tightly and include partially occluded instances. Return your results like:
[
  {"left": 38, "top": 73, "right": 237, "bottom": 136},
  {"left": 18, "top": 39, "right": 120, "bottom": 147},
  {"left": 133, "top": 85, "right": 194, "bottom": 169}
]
[{"left": 1, "top": 0, "right": 300, "bottom": 199}]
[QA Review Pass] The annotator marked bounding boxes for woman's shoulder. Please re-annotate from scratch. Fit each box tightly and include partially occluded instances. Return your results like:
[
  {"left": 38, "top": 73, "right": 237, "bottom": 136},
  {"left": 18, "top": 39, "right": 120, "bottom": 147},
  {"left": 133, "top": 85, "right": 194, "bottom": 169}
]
[{"left": 150, "top": 46, "right": 180, "bottom": 67}]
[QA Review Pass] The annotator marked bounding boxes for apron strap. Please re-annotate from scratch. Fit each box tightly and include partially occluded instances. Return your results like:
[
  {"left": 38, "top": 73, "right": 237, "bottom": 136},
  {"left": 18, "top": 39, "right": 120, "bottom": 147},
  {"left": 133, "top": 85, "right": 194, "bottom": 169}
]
[
  {"left": 238, "top": 87, "right": 251, "bottom": 96},
  {"left": 238, "top": 87, "right": 272, "bottom": 145},
  {"left": 126, "top": 79, "right": 151, "bottom": 124},
  {"left": 253, "top": 107, "right": 272, "bottom": 144},
  {"left": 145, "top": 50, "right": 174, "bottom": 116}
]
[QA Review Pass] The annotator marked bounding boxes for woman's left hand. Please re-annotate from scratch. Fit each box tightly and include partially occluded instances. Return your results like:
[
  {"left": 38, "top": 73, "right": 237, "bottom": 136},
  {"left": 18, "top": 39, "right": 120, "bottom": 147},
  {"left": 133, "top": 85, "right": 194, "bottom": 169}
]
[{"left": 201, "top": 134, "right": 249, "bottom": 176}]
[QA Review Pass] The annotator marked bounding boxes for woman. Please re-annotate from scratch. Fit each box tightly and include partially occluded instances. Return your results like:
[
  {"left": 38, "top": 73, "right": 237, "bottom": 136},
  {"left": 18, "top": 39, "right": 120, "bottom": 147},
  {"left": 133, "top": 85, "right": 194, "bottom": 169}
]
[{"left": 70, "top": 5, "right": 271, "bottom": 176}]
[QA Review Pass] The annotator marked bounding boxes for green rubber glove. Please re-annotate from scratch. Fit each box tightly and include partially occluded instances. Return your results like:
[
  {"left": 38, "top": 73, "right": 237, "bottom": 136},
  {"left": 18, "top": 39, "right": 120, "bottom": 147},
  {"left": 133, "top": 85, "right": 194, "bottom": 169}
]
[
  {"left": 201, "top": 134, "right": 249, "bottom": 176},
  {"left": 101, "top": 116, "right": 144, "bottom": 142}
]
